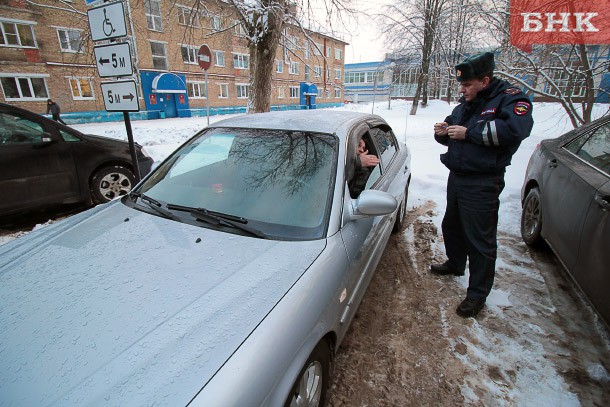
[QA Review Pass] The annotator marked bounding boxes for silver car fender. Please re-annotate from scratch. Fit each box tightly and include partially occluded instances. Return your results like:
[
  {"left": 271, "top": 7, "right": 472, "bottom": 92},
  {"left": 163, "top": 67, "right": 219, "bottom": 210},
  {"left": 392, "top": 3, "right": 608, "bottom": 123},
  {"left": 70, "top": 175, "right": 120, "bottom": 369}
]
[{"left": 190, "top": 234, "right": 351, "bottom": 406}]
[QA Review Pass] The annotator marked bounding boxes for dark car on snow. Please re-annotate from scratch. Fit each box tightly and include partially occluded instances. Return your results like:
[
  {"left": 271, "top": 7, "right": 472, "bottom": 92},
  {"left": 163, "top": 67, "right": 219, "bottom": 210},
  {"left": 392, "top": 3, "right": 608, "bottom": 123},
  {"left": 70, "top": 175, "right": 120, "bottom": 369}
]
[
  {"left": 0, "top": 102, "right": 153, "bottom": 223},
  {"left": 521, "top": 115, "right": 610, "bottom": 326}
]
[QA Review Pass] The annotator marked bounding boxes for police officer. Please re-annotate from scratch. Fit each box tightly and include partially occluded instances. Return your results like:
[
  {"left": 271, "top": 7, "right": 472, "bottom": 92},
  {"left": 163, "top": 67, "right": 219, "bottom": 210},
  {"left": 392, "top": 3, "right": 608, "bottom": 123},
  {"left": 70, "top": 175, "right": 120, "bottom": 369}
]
[{"left": 431, "top": 52, "right": 534, "bottom": 318}]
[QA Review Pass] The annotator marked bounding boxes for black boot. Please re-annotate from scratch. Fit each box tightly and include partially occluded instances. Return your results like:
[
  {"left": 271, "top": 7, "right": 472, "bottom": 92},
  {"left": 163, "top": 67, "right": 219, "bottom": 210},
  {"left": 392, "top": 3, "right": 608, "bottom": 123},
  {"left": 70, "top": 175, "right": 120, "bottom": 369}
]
[
  {"left": 430, "top": 261, "right": 464, "bottom": 276},
  {"left": 456, "top": 297, "right": 485, "bottom": 318}
]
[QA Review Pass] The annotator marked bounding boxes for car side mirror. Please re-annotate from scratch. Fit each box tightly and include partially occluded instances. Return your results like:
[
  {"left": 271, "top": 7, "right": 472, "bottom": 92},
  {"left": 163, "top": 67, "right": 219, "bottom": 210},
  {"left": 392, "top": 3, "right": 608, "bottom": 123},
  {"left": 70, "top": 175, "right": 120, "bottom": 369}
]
[{"left": 344, "top": 189, "right": 398, "bottom": 222}]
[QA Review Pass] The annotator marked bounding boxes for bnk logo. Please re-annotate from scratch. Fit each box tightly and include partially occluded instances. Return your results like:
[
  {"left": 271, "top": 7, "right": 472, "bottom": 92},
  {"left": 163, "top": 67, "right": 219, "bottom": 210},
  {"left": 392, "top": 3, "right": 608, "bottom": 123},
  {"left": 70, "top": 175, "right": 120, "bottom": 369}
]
[{"left": 510, "top": 0, "right": 610, "bottom": 52}]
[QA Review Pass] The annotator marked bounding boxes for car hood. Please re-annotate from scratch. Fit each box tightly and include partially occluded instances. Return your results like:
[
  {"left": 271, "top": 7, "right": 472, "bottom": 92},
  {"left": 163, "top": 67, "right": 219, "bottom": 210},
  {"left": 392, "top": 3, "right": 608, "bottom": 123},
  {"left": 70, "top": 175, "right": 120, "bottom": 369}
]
[
  {"left": 81, "top": 133, "right": 137, "bottom": 151},
  {"left": 0, "top": 201, "right": 326, "bottom": 406}
]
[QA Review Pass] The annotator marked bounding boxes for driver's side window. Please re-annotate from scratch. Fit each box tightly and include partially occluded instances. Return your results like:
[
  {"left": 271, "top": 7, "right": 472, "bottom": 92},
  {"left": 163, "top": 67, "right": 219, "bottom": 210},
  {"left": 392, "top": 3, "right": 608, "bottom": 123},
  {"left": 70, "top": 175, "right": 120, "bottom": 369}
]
[
  {"left": 0, "top": 112, "right": 46, "bottom": 144},
  {"left": 347, "top": 131, "right": 381, "bottom": 198}
]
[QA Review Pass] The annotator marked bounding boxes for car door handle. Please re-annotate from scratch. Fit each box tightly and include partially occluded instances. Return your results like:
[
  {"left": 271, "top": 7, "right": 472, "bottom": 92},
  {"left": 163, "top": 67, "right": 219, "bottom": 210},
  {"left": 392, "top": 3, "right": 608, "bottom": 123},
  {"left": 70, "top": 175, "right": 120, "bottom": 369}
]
[
  {"left": 595, "top": 194, "right": 610, "bottom": 211},
  {"left": 549, "top": 158, "right": 557, "bottom": 168}
]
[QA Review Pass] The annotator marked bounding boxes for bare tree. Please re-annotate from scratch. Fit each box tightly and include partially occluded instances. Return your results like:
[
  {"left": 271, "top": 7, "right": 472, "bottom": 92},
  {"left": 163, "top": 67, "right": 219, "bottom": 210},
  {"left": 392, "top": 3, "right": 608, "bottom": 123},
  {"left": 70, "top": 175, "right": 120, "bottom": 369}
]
[
  {"left": 174, "top": 0, "right": 358, "bottom": 113},
  {"left": 382, "top": 0, "right": 448, "bottom": 114},
  {"left": 472, "top": 0, "right": 609, "bottom": 126}
]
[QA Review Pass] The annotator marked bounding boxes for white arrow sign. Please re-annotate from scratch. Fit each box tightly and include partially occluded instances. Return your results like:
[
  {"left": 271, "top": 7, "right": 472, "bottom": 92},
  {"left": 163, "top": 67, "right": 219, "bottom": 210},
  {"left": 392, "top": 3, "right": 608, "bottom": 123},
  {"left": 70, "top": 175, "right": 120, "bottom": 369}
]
[
  {"left": 101, "top": 80, "right": 139, "bottom": 112},
  {"left": 88, "top": 1, "right": 127, "bottom": 41},
  {"left": 94, "top": 42, "right": 133, "bottom": 77}
]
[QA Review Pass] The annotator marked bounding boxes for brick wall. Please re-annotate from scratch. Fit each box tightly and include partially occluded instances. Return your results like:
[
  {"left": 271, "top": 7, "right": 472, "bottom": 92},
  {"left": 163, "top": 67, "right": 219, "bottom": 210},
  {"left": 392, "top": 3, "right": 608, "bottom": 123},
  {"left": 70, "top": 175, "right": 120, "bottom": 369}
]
[{"left": 0, "top": 0, "right": 346, "bottom": 113}]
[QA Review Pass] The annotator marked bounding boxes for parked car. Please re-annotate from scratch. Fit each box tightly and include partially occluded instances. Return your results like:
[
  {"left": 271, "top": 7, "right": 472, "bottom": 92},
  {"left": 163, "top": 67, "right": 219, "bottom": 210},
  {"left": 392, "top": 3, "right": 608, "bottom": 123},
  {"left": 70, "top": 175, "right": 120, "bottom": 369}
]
[
  {"left": 0, "top": 110, "right": 411, "bottom": 406},
  {"left": 0, "top": 102, "right": 153, "bottom": 222},
  {"left": 521, "top": 115, "right": 610, "bottom": 326}
]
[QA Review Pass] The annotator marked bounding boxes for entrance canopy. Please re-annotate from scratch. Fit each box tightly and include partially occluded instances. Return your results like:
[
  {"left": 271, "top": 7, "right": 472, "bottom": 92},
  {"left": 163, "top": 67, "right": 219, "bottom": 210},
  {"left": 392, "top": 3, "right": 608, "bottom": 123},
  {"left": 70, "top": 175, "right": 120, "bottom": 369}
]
[
  {"left": 151, "top": 73, "right": 187, "bottom": 93},
  {"left": 302, "top": 83, "right": 318, "bottom": 96}
]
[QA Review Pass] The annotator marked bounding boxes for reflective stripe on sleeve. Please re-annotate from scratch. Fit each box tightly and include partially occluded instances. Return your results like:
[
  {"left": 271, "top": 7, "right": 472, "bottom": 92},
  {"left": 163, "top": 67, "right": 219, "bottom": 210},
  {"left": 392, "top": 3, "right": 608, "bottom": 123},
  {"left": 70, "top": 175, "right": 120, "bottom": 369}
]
[
  {"left": 483, "top": 123, "right": 491, "bottom": 146},
  {"left": 489, "top": 120, "right": 499, "bottom": 146}
]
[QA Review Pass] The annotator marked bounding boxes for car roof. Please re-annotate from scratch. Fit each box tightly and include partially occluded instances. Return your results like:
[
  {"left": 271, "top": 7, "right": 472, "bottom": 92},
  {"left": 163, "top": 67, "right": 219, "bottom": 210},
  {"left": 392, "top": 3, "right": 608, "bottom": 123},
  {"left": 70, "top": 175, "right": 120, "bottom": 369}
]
[{"left": 210, "top": 109, "right": 386, "bottom": 137}]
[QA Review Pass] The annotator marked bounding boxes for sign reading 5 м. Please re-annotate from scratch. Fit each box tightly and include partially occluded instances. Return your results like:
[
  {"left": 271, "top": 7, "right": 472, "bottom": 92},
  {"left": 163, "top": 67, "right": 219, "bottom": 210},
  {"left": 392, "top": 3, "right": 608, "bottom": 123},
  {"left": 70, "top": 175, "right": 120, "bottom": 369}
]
[
  {"left": 94, "top": 42, "right": 133, "bottom": 77},
  {"left": 101, "top": 80, "right": 139, "bottom": 112}
]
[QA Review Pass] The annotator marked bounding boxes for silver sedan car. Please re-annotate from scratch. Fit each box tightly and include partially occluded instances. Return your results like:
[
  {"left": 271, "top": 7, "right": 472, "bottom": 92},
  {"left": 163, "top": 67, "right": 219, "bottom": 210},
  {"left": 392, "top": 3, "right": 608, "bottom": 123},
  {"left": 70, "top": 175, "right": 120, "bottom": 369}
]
[{"left": 0, "top": 110, "right": 411, "bottom": 406}]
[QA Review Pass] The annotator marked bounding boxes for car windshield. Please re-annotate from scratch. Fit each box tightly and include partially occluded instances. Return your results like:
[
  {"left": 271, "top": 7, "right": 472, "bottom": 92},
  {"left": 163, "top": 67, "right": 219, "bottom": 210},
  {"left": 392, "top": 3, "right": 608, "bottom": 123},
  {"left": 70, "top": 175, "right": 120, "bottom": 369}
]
[{"left": 135, "top": 127, "right": 338, "bottom": 240}]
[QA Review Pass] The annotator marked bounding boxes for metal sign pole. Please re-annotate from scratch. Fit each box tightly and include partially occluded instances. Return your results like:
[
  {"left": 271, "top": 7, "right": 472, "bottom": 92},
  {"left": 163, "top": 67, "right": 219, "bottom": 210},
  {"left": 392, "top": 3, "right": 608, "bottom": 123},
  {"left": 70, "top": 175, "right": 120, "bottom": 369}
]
[
  {"left": 123, "top": 111, "right": 141, "bottom": 182},
  {"left": 205, "top": 70, "right": 210, "bottom": 127}
]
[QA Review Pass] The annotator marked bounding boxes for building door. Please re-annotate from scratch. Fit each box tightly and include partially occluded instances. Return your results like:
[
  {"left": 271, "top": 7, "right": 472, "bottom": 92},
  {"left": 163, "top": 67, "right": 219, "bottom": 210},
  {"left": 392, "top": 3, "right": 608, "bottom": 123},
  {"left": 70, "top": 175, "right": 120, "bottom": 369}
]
[{"left": 163, "top": 94, "right": 178, "bottom": 118}]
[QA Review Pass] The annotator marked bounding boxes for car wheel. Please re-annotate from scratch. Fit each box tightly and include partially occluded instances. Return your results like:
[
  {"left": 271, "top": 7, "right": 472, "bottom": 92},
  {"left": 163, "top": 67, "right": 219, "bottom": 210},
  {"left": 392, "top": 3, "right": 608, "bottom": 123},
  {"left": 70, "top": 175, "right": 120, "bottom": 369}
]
[
  {"left": 285, "top": 341, "right": 330, "bottom": 407},
  {"left": 91, "top": 165, "right": 135, "bottom": 204},
  {"left": 521, "top": 187, "right": 544, "bottom": 247},
  {"left": 392, "top": 181, "right": 410, "bottom": 234}
]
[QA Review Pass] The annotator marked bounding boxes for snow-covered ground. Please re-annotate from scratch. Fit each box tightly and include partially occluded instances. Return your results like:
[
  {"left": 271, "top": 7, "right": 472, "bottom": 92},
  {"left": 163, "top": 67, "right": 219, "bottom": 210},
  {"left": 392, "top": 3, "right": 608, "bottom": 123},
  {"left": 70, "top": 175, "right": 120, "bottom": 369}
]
[{"left": 2, "top": 99, "right": 609, "bottom": 404}]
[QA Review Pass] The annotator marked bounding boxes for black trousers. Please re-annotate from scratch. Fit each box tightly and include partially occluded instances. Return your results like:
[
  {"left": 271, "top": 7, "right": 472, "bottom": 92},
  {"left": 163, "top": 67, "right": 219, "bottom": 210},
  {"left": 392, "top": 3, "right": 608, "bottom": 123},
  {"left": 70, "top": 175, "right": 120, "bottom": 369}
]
[
  {"left": 442, "top": 171, "right": 505, "bottom": 301},
  {"left": 52, "top": 113, "right": 66, "bottom": 125}
]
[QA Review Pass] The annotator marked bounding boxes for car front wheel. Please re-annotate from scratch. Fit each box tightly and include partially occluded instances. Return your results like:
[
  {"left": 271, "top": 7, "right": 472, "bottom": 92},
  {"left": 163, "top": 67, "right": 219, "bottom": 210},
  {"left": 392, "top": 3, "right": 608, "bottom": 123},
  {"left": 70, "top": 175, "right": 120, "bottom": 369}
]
[
  {"left": 521, "top": 187, "right": 544, "bottom": 247},
  {"left": 392, "top": 181, "right": 410, "bottom": 233},
  {"left": 91, "top": 165, "right": 135, "bottom": 204},
  {"left": 285, "top": 341, "right": 330, "bottom": 407}
]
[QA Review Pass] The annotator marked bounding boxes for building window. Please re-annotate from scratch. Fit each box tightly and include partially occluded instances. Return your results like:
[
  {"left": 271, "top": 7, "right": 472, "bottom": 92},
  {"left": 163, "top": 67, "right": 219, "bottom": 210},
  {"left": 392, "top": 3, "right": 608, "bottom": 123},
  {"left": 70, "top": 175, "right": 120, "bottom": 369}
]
[
  {"left": 233, "top": 53, "right": 249, "bottom": 69},
  {"left": 178, "top": 6, "right": 200, "bottom": 27},
  {"left": 289, "top": 61, "right": 299, "bottom": 75},
  {"left": 56, "top": 28, "right": 82, "bottom": 53},
  {"left": 290, "top": 86, "right": 299, "bottom": 98},
  {"left": 0, "top": 75, "right": 48, "bottom": 100},
  {"left": 236, "top": 84, "right": 250, "bottom": 98},
  {"left": 326, "top": 46, "right": 332, "bottom": 57},
  {"left": 276, "top": 60, "right": 283, "bottom": 73},
  {"left": 181, "top": 45, "right": 198, "bottom": 65},
  {"left": 0, "top": 20, "right": 36, "bottom": 48},
  {"left": 286, "top": 35, "right": 298, "bottom": 50},
  {"left": 211, "top": 15, "right": 222, "bottom": 31},
  {"left": 334, "top": 88, "right": 341, "bottom": 98},
  {"left": 326, "top": 68, "right": 330, "bottom": 79},
  {"left": 234, "top": 21, "right": 247, "bottom": 36},
  {"left": 219, "top": 83, "right": 228, "bottom": 98},
  {"left": 188, "top": 81, "right": 207, "bottom": 99},
  {"left": 150, "top": 41, "right": 168, "bottom": 70},
  {"left": 334, "top": 68, "right": 342, "bottom": 80},
  {"left": 304, "top": 66, "right": 310, "bottom": 81},
  {"left": 215, "top": 50, "right": 225, "bottom": 67},
  {"left": 145, "top": 0, "right": 163, "bottom": 31},
  {"left": 313, "top": 43, "right": 322, "bottom": 56},
  {"left": 69, "top": 77, "right": 94, "bottom": 100},
  {"left": 304, "top": 42, "right": 310, "bottom": 59},
  {"left": 345, "top": 71, "right": 382, "bottom": 84},
  {"left": 278, "top": 87, "right": 285, "bottom": 98},
  {"left": 335, "top": 48, "right": 342, "bottom": 60},
  {"left": 314, "top": 66, "right": 322, "bottom": 78}
]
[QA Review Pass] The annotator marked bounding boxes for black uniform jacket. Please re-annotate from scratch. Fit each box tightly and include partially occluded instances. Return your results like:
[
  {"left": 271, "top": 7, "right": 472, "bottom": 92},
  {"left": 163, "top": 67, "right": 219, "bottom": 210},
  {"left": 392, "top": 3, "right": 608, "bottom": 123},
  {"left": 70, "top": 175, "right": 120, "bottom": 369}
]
[{"left": 435, "top": 78, "right": 534, "bottom": 175}]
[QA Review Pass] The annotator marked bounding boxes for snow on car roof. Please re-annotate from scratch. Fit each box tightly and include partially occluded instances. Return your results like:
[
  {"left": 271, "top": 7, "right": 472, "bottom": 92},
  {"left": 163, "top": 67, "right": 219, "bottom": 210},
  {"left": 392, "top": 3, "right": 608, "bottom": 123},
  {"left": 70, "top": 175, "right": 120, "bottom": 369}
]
[{"left": 210, "top": 109, "right": 382, "bottom": 136}]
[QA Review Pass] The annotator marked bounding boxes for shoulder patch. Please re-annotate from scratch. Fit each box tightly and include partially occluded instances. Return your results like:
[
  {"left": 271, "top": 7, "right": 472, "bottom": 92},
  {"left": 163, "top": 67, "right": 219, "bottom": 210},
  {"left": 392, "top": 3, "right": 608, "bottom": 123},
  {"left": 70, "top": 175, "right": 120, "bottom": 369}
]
[
  {"left": 514, "top": 101, "right": 531, "bottom": 116},
  {"left": 504, "top": 88, "right": 522, "bottom": 95}
]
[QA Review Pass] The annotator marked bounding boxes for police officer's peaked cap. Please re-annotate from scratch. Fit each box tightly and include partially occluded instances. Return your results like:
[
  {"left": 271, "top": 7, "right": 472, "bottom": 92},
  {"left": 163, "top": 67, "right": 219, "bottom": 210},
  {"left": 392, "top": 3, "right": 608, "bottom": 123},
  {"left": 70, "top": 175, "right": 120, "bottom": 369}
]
[{"left": 455, "top": 52, "right": 495, "bottom": 82}]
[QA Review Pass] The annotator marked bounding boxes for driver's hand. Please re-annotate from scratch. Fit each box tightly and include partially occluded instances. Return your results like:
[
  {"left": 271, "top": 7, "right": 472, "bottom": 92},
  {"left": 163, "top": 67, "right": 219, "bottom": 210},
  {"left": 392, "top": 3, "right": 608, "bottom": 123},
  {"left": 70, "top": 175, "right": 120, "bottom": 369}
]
[{"left": 359, "top": 151, "right": 379, "bottom": 167}]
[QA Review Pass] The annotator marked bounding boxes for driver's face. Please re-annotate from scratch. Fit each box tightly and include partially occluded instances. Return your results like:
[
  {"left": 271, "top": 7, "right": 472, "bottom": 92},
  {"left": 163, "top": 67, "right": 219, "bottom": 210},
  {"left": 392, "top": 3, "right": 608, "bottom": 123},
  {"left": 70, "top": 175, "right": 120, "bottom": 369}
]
[{"left": 357, "top": 139, "right": 366, "bottom": 154}]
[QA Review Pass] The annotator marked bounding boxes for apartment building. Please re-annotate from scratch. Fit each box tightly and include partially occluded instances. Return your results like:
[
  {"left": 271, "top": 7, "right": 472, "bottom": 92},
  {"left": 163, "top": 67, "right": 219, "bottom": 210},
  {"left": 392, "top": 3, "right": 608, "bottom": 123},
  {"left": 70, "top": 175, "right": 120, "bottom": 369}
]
[{"left": 0, "top": 0, "right": 346, "bottom": 121}]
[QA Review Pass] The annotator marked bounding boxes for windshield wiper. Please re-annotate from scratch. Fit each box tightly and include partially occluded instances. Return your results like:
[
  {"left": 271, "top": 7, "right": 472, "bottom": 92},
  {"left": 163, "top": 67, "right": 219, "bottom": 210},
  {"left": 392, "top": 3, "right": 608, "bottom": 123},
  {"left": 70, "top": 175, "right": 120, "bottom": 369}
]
[
  {"left": 130, "top": 192, "right": 181, "bottom": 221},
  {"left": 166, "top": 204, "right": 267, "bottom": 239}
]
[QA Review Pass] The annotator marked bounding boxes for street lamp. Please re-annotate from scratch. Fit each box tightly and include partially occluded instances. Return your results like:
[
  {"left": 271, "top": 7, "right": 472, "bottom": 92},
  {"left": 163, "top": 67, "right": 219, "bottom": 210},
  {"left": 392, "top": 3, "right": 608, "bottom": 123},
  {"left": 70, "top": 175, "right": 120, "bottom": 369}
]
[
  {"left": 371, "top": 60, "right": 390, "bottom": 114},
  {"left": 387, "top": 62, "right": 396, "bottom": 110}
]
